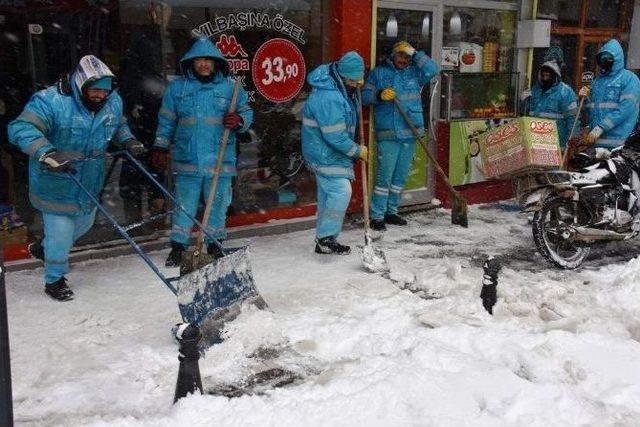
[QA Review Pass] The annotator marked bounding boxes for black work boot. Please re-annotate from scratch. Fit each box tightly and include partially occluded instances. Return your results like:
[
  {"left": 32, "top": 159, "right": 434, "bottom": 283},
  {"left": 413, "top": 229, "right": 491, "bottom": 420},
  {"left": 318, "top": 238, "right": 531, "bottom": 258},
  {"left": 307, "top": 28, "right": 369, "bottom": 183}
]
[
  {"left": 165, "top": 241, "right": 186, "bottom": 267},
  {"left": 29, "top": 239, "right": 44, "bottom": 261},
  {"left": 384, "top": 213, "right": 408, "bottom": 226},
  {"left": 207, "top": 241, "right": 225, "bottom": 260},
  {"left": 44, "top": 277, "right": 74, "bottom": 302},
  {"left": 315, "top": 236, "right": 351, "bottom": 255},
  {"left": 369, "top": 219, "right": 387, "bottom": 231}
]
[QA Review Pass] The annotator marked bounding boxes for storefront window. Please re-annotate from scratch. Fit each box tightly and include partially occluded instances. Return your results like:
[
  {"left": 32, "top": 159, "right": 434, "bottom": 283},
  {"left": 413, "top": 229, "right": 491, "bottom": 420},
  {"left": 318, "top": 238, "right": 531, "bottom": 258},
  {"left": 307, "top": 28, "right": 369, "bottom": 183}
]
[
  {"left": 0, "top": 0, "right": 327, "bottom": 251},
  {"left": 440, "top": 7, "right": 518, "bottom": 120},
  {"left": 532, "top": 35, "right": 578, "bottom": 87},
  {"left": 119, "top": 0, "right": 325, "bottom": 218},
  {"left": 537, "top": 0, "right": 583, "bottom": 27},
  {"left": 587, "top": 0, "right": 625, "bottom": 28}
]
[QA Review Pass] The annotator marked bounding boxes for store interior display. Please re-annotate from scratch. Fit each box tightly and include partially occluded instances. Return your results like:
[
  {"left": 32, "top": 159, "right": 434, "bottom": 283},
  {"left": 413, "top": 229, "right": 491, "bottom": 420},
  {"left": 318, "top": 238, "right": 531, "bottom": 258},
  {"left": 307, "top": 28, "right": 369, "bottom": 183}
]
[{"left": 440, "top": 72, "right": 519, "bottom": 120}]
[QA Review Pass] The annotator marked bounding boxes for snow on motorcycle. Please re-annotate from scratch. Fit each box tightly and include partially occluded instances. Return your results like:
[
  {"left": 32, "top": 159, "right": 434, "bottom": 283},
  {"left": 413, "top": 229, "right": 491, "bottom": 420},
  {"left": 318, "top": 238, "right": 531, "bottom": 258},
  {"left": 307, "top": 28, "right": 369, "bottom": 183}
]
[{"left": 513, "top": 137, "right": 640, "bottom": 269}]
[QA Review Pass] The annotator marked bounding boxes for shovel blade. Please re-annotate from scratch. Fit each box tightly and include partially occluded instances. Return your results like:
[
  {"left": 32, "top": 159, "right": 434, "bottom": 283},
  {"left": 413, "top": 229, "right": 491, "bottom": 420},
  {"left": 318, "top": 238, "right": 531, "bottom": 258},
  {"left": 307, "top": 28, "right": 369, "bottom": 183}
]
[
  {"left": 362, "top": 232, "right": 389, "bottom": 273},
  {"left": 451, "top": 194, "right": 468, "bottom": 228},
  {"left": 176, "top": 246, "right": 267, "bottom": 346}
]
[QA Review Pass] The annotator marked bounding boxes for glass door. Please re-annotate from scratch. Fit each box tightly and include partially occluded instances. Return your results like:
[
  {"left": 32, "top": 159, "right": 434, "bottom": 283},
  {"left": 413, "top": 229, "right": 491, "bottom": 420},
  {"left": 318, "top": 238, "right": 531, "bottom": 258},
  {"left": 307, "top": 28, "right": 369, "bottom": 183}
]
[{"left": 374, "top": 5, "right": 437, "bottom": 206}]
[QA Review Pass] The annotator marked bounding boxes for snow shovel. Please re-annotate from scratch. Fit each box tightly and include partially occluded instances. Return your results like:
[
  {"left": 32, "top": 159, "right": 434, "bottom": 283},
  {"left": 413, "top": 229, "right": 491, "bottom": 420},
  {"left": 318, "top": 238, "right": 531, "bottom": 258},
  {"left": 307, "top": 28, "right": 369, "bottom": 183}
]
[
  {"left": 67, "top": 151, "right": 266, "bottom": 347},
  {"left": 356, "top": 87, "right": 388, "bottom": 273},
  {"left": 393, "top": 98, "right": 468, "bottom": 228},
  {"left": 176, "top": 78, "right": 267, "bottom": 343}
]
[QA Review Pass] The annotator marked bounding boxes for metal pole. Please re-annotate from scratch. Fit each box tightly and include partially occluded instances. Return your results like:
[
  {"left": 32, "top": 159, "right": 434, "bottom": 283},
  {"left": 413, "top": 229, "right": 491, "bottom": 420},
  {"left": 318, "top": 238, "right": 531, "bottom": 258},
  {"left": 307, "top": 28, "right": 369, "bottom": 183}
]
[
  {"left": 0, "top": 251, "right": 14, "bottom": 426},
  {"left": 67, "top": 173, "right": 179, "bottom": 296},
  {"left": 117, "top": 151, "right": 224, "bottom": 251}
]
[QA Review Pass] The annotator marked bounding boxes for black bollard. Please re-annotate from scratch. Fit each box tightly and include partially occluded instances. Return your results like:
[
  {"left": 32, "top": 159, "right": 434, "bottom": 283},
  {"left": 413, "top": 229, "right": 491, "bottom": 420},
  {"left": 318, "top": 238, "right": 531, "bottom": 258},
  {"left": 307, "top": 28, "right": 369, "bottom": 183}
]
[
  {"left": 0, "top": 252, "right": 13, "bottom": 426},
  {"left": 173, "top": 323, "right": 203, "bottom": 403},
  {"left": 480, "top": 256, "right": 502, "bottom": 315}
]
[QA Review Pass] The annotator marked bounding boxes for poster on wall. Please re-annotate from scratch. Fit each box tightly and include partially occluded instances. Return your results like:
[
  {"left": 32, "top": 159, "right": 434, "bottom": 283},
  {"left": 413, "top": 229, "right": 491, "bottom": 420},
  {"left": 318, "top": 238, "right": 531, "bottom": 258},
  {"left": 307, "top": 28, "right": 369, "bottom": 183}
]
[
  {"left": 440, "top": 47, "right": 459, "bottom": 69},
  {"left": 448, "top": 119, "right": 511, "bottom": 186},
  {"left": 252, "top": 38, "right": 306, "bottom": 103},
  {"left": 193, "top": 12, "right": 308, "bottom": 104}
]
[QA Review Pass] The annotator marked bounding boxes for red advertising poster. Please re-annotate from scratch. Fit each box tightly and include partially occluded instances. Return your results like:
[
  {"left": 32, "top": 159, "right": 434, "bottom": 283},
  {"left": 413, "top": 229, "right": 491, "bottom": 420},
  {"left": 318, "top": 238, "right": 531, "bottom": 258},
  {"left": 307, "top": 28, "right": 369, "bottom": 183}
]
[{"left": 251, "top": 38, "right": 305, "bottom": 103}]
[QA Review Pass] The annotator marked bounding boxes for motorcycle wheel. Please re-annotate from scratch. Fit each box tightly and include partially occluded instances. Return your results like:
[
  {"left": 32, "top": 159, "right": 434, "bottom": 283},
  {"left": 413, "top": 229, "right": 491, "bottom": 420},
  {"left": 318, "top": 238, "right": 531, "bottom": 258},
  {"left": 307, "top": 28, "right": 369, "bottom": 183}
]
[{"left": 532, "top": 196, "right": 591, "bottom": 269}]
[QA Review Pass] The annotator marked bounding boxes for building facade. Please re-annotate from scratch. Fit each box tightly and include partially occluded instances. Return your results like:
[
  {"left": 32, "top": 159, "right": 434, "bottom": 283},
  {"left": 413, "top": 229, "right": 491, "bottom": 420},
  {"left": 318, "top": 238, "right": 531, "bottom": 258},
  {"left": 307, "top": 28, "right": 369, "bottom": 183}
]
[{"left": 0, "top": 0, "right": 637, "bottom": 260}]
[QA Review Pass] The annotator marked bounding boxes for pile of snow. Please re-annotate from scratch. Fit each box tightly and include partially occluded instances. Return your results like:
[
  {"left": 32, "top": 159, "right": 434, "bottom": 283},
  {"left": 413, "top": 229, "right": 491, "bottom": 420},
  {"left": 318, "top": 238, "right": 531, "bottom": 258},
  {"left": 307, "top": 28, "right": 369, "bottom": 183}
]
[{"left": 6, "top": 203, "right": 640, "bottom": 425}]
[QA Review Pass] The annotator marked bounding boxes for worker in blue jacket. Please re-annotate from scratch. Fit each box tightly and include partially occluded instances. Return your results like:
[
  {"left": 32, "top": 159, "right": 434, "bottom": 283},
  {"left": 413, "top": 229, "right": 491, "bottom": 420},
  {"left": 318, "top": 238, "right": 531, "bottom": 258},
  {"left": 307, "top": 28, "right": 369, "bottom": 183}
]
[
  {"left": 580, "top": 39, "right": 640, "bottom": 149},
  {"left": 528, "top": 60, "right": 579, "bottom": 148},
  {"left": 363, "top": 41, "right": 438, "bottom": 231},
  {"left": 8, "top": 55, "right": 144, "bottom": 301},
  {"left": 302, "top": 51, "right": 368, "bottom": 255},
  {"left": 150, "top": 38, "right": 253, "bottom": 267}
]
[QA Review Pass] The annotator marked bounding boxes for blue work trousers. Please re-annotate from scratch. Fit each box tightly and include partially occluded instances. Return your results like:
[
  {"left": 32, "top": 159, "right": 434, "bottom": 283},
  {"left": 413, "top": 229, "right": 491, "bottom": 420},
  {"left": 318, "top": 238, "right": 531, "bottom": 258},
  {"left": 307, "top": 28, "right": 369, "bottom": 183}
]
[
  {"left": 43, "top": 209, "right": 96, "bottom": 284},
  {"left": 171, "top": 174, "right": 232, "bottom": 246},
  {"left": 371, "top": 139, "right": 416, "bottom": 219},
  {"left": 315, "top": 174, "right": 352, "bottom": 239}
]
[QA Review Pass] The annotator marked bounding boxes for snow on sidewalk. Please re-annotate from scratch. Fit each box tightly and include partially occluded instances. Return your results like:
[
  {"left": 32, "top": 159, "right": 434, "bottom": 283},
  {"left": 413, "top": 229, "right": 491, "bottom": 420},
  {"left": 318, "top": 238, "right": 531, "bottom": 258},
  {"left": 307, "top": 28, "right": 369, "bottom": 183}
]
[{"left": 6, "top": 203, "right": 640, "bottom": 426}]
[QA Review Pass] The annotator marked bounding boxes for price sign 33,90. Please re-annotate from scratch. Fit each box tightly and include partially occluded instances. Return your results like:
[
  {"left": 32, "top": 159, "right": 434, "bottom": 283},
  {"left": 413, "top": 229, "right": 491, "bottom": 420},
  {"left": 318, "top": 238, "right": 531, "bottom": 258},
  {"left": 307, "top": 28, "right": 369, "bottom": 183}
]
[{"left": 252, "top": 38, "right": 306, "bottom": 103}]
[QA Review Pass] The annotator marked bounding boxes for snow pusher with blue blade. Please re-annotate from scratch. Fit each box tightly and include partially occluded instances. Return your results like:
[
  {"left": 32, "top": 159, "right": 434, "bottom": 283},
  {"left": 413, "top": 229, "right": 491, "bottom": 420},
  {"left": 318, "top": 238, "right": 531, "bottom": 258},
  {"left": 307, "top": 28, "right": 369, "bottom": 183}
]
[{"left": 68, "top": 150, "right": 267, "bottom": 348}]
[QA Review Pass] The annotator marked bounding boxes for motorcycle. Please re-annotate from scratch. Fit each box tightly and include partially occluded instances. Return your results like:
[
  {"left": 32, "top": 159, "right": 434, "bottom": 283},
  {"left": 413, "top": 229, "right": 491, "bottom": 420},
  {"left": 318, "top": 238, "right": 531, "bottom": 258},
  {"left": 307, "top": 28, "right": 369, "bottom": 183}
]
[{"left": 514, "top": 143, "right": 640, "bottom": 269}]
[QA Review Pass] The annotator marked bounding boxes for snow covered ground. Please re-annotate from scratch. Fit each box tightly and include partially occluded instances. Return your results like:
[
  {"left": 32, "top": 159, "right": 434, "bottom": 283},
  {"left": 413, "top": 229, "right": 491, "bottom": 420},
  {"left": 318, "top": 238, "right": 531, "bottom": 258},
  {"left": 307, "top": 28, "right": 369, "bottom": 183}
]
[{"left": 6, "top": 202, "right": 640, "bottom": 426}]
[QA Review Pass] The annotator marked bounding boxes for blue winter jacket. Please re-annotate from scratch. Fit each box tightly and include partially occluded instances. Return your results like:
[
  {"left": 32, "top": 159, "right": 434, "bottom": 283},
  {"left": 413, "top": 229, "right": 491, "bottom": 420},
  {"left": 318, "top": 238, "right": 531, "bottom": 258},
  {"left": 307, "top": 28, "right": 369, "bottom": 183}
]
[
  {"left": 530, "top": 81, "right": 579, "bottom": 148},
  {"left": 301, "top": 63, "right": 362, "bottom": 180},
  {"left": 362, "top": 51, "right": 439, "bottom": 141},
  {"left": 154, "top": 38, "right": 253, "bottom": 177},
  {"left": 8, "top": 63, "right": 134, "bottom": 215},
  {"left": 588, "top": 39, "right": 640, "bottom": 148}
]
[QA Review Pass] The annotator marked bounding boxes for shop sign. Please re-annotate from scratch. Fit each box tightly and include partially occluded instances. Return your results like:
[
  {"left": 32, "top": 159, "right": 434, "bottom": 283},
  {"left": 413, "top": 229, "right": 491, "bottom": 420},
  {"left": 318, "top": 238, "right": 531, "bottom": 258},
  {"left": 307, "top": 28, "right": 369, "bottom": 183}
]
[
  {"left": 441, "top": 47, "right": 459, "bottom": 68},
  {"left": 252, "top": 38, "right": 305, "bottom": 103},
  {"left": 193, "top": 12, "right": 306, "bottom": 45},
  {"left": 581, "top": 71, "right": 594, "bottom": 84},
  {"left": 215, "top": 34, "right": 250, "bottom": 74}
]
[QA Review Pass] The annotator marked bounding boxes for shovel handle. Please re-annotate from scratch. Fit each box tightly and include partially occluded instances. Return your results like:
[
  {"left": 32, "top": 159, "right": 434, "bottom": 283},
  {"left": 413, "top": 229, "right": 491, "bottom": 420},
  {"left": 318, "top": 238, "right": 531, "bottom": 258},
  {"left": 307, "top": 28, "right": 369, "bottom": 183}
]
[
  {"left": 562, "top": 95, "right": 586, "bottom": 170},
  {"left": 392, "top": 98, "right": 459, "bottom": 197},
  {"left": 356, "top": 87, "right": 371, "bottom": 232},
  {"left": 195, "top": 78, "right": 242, "bottom": 254}
]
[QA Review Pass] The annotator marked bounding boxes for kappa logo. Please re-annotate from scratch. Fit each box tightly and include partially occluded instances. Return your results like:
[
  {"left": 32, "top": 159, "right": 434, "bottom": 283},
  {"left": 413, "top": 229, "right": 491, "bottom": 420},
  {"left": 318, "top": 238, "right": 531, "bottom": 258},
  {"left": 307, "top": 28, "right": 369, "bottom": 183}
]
[{"left": 216, "top": 34, "right": 248, "bottom": 58}]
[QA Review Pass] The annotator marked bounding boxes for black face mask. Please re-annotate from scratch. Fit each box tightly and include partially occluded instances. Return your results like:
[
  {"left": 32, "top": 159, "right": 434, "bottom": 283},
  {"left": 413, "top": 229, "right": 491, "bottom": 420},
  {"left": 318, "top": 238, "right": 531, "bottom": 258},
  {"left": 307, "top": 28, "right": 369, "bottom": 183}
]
[{"left": 597, "top": 52, "right": 614, "bottom": 76}]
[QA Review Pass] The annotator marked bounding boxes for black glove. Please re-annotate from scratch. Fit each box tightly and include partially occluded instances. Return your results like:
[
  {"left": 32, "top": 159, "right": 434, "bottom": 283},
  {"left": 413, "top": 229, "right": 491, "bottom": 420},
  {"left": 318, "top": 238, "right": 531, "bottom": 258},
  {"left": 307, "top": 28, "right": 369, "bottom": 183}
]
[
  {"left": 39, "top": 151, "right": 76, "bottom": 174},
  {"left": 125, "top": 139, "right": 147, "bottom": 157}
]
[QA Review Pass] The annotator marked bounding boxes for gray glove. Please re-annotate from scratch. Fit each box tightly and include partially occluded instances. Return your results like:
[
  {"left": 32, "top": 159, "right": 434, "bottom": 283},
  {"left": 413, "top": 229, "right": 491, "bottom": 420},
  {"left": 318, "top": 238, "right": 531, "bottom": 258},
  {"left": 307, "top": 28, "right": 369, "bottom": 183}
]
[
  {"left": 39, "top": 151, "right": 76, "bottom": 173},
  {"left": 125, "top": 139, "right": 147, "bottom": 157}
]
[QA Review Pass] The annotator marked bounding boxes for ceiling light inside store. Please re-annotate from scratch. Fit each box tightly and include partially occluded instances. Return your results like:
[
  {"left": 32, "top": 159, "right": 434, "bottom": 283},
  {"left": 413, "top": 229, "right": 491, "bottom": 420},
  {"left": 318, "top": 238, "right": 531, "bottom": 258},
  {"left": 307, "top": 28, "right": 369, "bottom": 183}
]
[
  {"left": 421, "top": 14, "right": 430, "bottom": 38},
  {"left": 386, "top": 13, "right": 398, "bottom": 38},
  {"left": 449, "top": 10, "right": 462, "bottom": 35}
]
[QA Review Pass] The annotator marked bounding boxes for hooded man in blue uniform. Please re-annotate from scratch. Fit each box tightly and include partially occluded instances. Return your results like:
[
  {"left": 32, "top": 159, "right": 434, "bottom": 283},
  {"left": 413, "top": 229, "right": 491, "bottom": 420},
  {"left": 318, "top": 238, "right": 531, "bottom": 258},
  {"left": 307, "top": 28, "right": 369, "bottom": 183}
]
[
  {"left": 8, "top": 55, "right": 144, "bottom": 301},
  {"left": 151, "top": 38, "right": 253, "bottom": 267},
  {"left": 362, "top": 41, "right": 438, "bottom": 231},
  {"left": 528, "top": 60, "right": 579, "bottom": 148},
  {"left": 580, "top": 39, "right": 640, "bottom": 149},
  {"left": 302, "top": 51, "right": 368, "bottom": 255}
]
